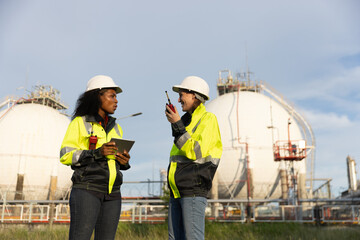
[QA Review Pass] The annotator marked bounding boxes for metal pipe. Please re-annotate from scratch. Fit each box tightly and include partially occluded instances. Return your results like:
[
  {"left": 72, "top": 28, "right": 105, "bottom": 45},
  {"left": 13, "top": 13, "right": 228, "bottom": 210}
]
[
  {"left": 117, "top": 112, "right": 142, "bottom": 120},
  {"left": 2, "top": 198, "right": 360, "bottom": 205}
]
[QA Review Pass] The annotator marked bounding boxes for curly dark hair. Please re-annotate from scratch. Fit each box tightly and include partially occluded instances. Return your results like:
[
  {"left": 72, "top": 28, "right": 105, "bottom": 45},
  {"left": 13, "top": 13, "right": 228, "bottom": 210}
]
[{"left": 72, "top": 89, "right": 109, "bottom": 119}]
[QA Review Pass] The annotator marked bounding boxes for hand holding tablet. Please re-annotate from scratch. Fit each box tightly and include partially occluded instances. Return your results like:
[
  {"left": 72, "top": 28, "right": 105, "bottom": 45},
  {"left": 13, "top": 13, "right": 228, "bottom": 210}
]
[{"left": 110, "top": 138, "right": 135, "bottom": 154}]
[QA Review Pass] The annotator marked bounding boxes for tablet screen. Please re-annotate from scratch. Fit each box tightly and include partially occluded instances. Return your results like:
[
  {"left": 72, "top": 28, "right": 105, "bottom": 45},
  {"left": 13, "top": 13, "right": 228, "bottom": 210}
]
[{"left": 110, "top": 138, "right": 135, "bottom": 153}]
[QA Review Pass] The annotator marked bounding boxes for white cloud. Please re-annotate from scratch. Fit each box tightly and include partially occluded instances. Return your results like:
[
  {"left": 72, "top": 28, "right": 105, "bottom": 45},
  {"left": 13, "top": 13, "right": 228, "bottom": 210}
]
[
  {"left": 301, "top": 109, "right": 353, "bottom": 130},
  {"left": 298, "top": 66, "right": 360, "bottom": 96},
  {"left": 290, "top": 66, "right": 360, "bottom": 114}
]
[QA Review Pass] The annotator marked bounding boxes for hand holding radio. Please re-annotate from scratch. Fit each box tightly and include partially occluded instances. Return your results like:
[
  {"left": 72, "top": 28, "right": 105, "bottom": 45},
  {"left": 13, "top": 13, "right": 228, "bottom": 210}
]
[
  {"left": 165, "top": 91, "right": 180, "bottom": 123},
  {"left": 165, "top": 91, "right": 175, "bottom": 113}
]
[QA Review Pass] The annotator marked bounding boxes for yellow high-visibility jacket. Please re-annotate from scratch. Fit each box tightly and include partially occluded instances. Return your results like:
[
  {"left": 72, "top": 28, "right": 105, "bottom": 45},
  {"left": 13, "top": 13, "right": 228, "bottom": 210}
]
[
  {"left": 167, "top": 103, "right": 222, "bottom": 198},
  {"left": 60, "top": 115, "right": 129, "bottom": 194}
]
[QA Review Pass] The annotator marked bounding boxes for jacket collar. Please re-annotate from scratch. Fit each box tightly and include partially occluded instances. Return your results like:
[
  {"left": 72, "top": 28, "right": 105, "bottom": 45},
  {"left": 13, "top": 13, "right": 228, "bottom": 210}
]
[
  {"left": 192, "top": 103, "right": 206, "bottom": 117},
  {"left": 84, "top": 114, "right": 116, "bottom": 131},
  {"left": 85, "top": 114, "right": 115, "bottom": 123}
]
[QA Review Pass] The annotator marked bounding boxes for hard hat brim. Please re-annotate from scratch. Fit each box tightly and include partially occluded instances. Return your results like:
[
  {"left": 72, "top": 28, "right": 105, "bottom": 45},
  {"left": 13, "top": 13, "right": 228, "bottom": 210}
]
[
  {"left": 114, "top": 87, "right": 122, "bottom": 94},
  {"left": 172, "top": 85, "right": 209, "bottom": 100},
  {"left": 86, "top": 86, "right": 122, "bottom": 94},
  {"left": 172, "top": 85, "right": 186, "bottom": 93}
]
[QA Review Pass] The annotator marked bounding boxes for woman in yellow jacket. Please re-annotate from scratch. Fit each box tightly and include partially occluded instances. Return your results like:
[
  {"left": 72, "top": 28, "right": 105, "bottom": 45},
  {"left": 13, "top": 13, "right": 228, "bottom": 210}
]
[
  {"left": 60, "top": 75, "right": 130, "bottom": 240},
  {"left": 165, "top": 76, "right": 222, "bottom": 240}
]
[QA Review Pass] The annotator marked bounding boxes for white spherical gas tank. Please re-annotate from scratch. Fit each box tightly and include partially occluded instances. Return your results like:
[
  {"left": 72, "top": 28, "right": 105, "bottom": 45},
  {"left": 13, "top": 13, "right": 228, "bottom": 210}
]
[
  {"left": 0, "top": 103, "right": 72, "bottom": 200},
  {"left": 207, "top": 91, "right": 306, "bottom": 199}
]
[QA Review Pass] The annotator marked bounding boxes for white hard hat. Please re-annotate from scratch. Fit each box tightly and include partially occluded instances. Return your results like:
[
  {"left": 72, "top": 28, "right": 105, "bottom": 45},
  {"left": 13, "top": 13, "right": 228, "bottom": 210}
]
[
  {"left": 173, "top": 76, "right": 210, "bottom": 100},
  {"left": 86, "top": 75, "right": 122, "bottom": 93}
]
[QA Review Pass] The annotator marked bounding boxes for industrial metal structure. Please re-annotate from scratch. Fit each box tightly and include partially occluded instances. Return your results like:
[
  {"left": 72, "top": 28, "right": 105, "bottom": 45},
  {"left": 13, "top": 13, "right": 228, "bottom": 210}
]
[
  {"left": 1, "top": 198, "right": 359, "bottom": 224},
  {"left": 341, "top": 155, "right": 360, "bottom": 198},
  {"left": 0, "top": 73, "right": 358, "bottom": 225},
  {"left": 0, "top": 86, "right": 73, "bottom": 200},
  {"left": 207, "top": 70, "right": 315, "bottom": 204}
]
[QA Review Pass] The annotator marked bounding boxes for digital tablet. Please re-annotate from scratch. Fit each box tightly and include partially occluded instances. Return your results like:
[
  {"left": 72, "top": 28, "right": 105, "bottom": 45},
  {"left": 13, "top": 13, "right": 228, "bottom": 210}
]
[{"left": 110, "top": 138, "right": 135, "bottom": 153}]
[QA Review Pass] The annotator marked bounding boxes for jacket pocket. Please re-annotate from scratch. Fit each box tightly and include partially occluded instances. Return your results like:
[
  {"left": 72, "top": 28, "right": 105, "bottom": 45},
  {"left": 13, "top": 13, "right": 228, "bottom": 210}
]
[
  {"left": 174, "top": 162, "right": 198, "bottom": 191},
  {"left": 114, "top": 163, "right": 123, "bottom": 186}
]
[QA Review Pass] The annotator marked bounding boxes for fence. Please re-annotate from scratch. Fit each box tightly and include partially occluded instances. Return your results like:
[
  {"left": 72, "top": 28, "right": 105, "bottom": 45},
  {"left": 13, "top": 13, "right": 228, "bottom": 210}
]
[{"left": 1, "top": 199, "right": 360, "bottom": 224}]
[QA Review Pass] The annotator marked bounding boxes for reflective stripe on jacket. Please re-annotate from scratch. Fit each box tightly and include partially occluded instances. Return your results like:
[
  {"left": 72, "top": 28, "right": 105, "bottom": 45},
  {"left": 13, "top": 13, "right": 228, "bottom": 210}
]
[
  {"left": 60, "top": 115, "right": 125, "bottom": 194},
  {"left": 168, "top": 103, "right": 223, "bottom": 198}
]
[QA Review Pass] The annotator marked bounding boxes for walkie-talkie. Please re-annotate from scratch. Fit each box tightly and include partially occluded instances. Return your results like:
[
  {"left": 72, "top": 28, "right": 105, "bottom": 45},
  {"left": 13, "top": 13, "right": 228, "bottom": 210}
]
[
  {"left": 89, "top": 133, "right": 98, "bottom": 150},
  {"left": 165, "top": 91, "right": 175, "bottom": 113}
]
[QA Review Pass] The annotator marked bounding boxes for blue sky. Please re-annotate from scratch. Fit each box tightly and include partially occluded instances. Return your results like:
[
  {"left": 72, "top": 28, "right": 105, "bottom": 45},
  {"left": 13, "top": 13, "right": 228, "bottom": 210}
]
[{"left": 1, "top": 0, "right": 359, "bottom": 196}]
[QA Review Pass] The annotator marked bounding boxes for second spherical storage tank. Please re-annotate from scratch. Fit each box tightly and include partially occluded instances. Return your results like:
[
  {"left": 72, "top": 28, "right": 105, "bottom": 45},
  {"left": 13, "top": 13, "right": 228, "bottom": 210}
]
[
  {"left": 206, "top": 90, "right": 307, "bottom": 200},
  {"left": 0, "top": 103, "right": 73, "bottom": 200}
]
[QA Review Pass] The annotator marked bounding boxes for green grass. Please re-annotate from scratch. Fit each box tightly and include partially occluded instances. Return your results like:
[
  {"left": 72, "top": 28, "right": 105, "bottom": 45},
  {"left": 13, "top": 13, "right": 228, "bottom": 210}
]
[{"left": 0, "top": 222, "right": 359, "bottom": 240}]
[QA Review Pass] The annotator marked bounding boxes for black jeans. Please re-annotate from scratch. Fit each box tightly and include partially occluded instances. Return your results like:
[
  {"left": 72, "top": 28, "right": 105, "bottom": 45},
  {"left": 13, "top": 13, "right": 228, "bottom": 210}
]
[{"left": 69, "top": 188, "right": 122, "bottom": 240}]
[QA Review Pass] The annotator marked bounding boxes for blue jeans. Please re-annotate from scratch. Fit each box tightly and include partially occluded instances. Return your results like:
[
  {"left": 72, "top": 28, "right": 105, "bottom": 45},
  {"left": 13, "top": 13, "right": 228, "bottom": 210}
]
[
  {"left": 168, "top": 196, "right": 207, "bottom": 240},
  {"left": 69, "top": 188, "right": 121, "bottom": 240}
]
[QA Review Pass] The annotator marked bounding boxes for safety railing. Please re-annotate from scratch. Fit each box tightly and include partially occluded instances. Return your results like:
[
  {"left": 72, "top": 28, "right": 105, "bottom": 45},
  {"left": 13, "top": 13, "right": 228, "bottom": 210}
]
[
  {"left": 321, "top": 205, "right": 360, "bottom": 224},
  {"left": 1, "top": 199, "right": 360, "bottom": 224}
]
